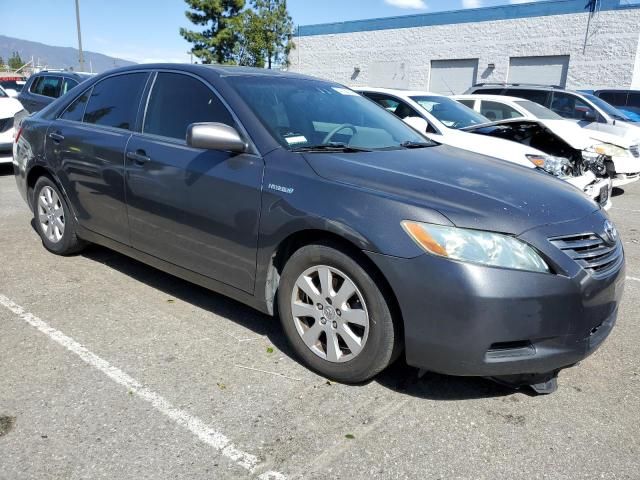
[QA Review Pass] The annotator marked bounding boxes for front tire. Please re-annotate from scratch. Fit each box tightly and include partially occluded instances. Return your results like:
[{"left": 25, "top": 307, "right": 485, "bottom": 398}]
[
  {"left": 278, "top": 244, "right": 400, "bottom": 383},
  {"left": 33, "top": 176, "right": 85, "bottom": 255}
]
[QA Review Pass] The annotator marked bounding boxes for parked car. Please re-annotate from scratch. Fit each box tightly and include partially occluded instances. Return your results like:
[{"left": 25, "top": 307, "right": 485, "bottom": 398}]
[
  {"left": 0, "top": 75, "right": 27, "bottom": 97},
  {"left": 592, "top": 89, "right": 640, "bottom": 123},
  {"left": 454, "top": 94, "right": 638, "bottom": 187},
  {"left": 0, "top": 85, "right": 26, "bottom": 163},
  {"left": 357, "top": 87, "right": 611, "bottom": 208},
  {"left": 17, "top": 70, "right": 92, "bottom": 113},
  {"left": 465, "top": 84, "right": 640, "bottom": 182},
  {"left": 13, "top": 65, "right": 625, "bottom": 393}
]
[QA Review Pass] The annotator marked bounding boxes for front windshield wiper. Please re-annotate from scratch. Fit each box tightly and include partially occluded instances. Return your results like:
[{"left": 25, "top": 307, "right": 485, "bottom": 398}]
[
  {"left": 400, "top": 140, "right": 436, "bottom": 149},
  {"left": 291, "top": 143, "right": 372, "bottom": 153}
]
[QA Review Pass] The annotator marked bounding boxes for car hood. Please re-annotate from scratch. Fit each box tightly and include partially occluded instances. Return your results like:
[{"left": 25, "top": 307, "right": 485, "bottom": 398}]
[
  {"left": 303, "top": 144, "right": 598, "bottom": 235},
  {"left": 0, "top": 97, "right": 23, "bottom": 118},
  {"left": 463, "top": 118, "right": 594, "bottom": 150}
]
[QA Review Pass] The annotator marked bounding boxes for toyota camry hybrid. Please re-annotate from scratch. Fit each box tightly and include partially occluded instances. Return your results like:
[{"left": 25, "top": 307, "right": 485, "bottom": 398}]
[{"left": 13, "top": 65, "right": 625, "bottom": 394}]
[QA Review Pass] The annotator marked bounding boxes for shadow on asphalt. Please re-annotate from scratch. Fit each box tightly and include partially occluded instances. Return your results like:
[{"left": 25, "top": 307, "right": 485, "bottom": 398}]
[
  {"left": 612, "top": 187, "right": 625, "bottom": 197},
  {"left": 0, "top": 164, "right": 13, "bottom": 176},
  {"left": 73, "top": 244, "right": 517, "bottom": 401}
]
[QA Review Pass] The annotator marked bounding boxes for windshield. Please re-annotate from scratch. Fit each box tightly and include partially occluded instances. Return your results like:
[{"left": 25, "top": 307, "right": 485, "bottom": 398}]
[
  {"left": 514, "top": 100, "right": 562, "bottom": 120},
  {"left": 410, "top": 96, "right": 488, "bottom": 129},
  {"left": 581, "top": 93, "right": 632, "bottom": 121},
  {"left": 229, "top": 77, "right": 428, "bottom": 151}
]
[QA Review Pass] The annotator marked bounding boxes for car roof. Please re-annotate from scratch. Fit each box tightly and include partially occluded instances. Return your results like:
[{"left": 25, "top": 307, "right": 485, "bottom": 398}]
[
  {"left": 594, "top": 89, "right": 640, "bottom": 93},
  {"left": 454, "top": 94, "right": 531, "bottom": 103},
  {"left": 93, "top": 63, "right": 321, "bottom": 83},
  {"left": 355, "top": 86, "right": 442, "bottom": 97},
  {"left": 31, "top": 70, "right": 92, "bottom": 80}
]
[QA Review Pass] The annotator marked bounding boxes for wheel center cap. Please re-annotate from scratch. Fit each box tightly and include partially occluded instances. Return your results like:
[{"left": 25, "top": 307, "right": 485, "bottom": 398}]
[{"left": 323, "top": 305, "right": 336, "bottom": 321}]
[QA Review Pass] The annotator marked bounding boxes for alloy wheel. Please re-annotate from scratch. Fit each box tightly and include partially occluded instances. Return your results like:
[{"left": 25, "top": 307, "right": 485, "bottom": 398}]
[
  {"left": 290, "top": 265, "right": 369, "bottom": 363},
  {"left": 37, "top": 186, "right": 65, "bottom": 243}
]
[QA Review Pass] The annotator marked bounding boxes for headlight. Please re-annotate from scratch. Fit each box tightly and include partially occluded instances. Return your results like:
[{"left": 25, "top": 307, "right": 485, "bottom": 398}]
[
  {"left": 526, "top": 154, "right": 571, "bottom": 177},
  {"left": 594, "top": 143, "right": 630, "bottom": 158},
  {"left": 402, "top": 221, "right": 550, "bottom": 273}
]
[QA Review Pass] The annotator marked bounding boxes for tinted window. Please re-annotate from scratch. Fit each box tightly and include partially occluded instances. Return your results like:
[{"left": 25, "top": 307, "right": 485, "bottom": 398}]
[
  {"left": 143, "top": 73, "right": 233, "bottom": 140},
  {"left": 61, "top": 78, "right": 79, "bottom": 96},
  {"left": 479, "top": 100, "right": 523, "bottom": 120},
  {"left": 474, "top": 88, "right": 503, "bottom": 95},
  {"left": 32, "top": 76, "right": 62, "bottom": 98},
  {"left": 457, "top": 99, "right": 475, "bottom": 108},
  {"left": 84, "top": 73, "right": 148, "bottom": 130},
  {"left": 550, "top": 92, "right": 595, "bottom": 120},
  {"left": 29, "top": 76, "right": 43, "bottom": 93},
  {"left": 596, "top": 91, "right": 626, "bottom": 107},
  {"left": 505, "top": 89, "right": 550, "bottom": 106},
  {"left": 60, "top": 89, "right": 91, "bottom": 122}
]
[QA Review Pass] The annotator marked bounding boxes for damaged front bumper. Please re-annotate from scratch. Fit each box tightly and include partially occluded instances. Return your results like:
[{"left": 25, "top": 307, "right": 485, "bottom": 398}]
[{"left": 564, "top": 172, "right": 612, "bottom": 210}]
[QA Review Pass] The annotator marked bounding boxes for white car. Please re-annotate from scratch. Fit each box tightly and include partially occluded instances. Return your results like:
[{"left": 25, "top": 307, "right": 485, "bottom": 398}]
[
  {"left": 357, "top": 87, "right": 612, "bottom": 209},
  {"left": 0, "top": 86, "right": 24, "bottom": 164},
  {"left": 455, "top": 94, "right": 639, "bottom": 187}
]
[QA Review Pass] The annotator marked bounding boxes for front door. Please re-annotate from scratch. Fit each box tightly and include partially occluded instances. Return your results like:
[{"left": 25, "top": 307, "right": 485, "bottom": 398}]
[{"left": 125, "top": 72, "right": 263, "bottom": 293}]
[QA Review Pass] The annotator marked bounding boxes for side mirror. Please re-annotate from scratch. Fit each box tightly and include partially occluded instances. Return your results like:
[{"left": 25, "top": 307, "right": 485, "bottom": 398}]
[
  {"left": 186, "top": 122, "right": 248, "bottom": 153},
  {"left": 583, "top": 109, "right": 597, "bottom": 122}
]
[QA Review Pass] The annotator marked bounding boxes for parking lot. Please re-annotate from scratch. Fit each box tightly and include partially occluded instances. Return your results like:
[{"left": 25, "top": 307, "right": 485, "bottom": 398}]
[{"left": 0, "top": 162, "right": 638, "bottom": 479}]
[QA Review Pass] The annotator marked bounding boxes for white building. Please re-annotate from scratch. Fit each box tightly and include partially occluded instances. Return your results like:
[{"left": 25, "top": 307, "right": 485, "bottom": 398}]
[{"left": 289, "top": 0, "right": 640, "bottom": 93}]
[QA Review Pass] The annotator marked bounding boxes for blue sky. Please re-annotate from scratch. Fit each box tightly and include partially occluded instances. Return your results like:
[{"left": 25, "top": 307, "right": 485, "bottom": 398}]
[{"left": 1, "top": 0, "right": 548, "bottom": 63}]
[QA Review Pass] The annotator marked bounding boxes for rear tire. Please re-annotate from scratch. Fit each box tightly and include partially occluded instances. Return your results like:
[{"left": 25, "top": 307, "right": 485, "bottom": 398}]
[
  {"left": 278, "top": 243, "right": 400, "bottom": 383},
  {"left": 33, "top": 176, "right": 85, "bottom": 255}
]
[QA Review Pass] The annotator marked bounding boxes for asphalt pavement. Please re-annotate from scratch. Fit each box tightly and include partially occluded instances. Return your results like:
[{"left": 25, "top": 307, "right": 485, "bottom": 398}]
[{"left": 0, "top": 163, "right": 638, "bottom": 479}]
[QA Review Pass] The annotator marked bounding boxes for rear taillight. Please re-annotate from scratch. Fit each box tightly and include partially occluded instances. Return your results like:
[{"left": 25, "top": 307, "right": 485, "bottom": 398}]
[{"left": 14, "top": 126, "right": 23, "bottom": 143}]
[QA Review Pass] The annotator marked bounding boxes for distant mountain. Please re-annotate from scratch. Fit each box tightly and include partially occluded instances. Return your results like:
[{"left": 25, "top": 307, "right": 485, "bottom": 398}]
[{"left": 0, "top": 35, "right": 135, "bottom": 73}]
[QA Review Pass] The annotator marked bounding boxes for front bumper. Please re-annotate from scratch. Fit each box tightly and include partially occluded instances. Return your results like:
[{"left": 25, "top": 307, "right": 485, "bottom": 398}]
[{"left": 368, "top": 210, "right": 625, "bottom": 377}]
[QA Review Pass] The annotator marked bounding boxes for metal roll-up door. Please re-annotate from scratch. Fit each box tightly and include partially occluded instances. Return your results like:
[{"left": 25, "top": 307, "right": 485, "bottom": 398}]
[
  {"left": 508, "top": 55, "right": 570, "bottom": 87},
  {"left": 429, "top": 59, "right": 479, "bottom": 95}
]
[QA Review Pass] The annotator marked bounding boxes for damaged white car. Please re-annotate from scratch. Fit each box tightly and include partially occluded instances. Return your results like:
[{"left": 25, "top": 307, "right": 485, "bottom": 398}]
[
  {"left": 0, "top": 86, "right": 25, "bottom": 164},
  {"left": 358, "top": 88, "right": 612, "bottom": 209},
  {"left": 455, "top": 94, "right": 639, "bottom": 187}
]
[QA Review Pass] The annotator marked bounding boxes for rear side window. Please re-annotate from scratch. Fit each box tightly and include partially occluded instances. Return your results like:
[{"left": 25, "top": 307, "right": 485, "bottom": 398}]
[
  {"left": 84, "top": 73, "right": 148, "bottom": 130},
  {"left": 143, "top": 72, "right": 234, "bottom": 140},
  {"left": 61, "top": 78, "right": 79, "bottom": 96},
  {"left": 505, "top": 89, "right": 550, "bottom": 106},
  {"left": 479, "top": 100, "right": 523, "bottom": 120},
  {"left": 597, "top": 91, "right": 626, "bottom": 107},
  {"left": 627, "top": 93, "right": 640, "bottom": 110},
  {"left": 60, "top": 90, "right": 91, "bottom": 122},
  {"left": 32, "top": 76, "right": 63, "bottom": 98}
]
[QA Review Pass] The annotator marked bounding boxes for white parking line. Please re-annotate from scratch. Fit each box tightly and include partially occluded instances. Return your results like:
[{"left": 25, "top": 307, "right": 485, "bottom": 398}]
[
  {"left": 628, "top": 276, "right": 640, "bottom": 282},
  {"left": 0, "top": 294, "right": 286, "bottom": 480}
]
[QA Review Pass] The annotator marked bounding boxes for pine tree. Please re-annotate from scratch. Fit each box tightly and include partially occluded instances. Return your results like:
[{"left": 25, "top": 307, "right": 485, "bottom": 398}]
[
  {"left": 8, "top": 52, "right": 24, "bottom": 70},
  {"left": 250, "top": 0, "right": 294, "bottom": 69},
  {"left": 180, "top": 0, "right": 246, "bottom": 64}
]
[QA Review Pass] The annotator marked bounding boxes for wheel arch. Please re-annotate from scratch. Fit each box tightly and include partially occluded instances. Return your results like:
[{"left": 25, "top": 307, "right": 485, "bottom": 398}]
[{"left": 263, "top": 229, "right": 404, "bottom": 341}]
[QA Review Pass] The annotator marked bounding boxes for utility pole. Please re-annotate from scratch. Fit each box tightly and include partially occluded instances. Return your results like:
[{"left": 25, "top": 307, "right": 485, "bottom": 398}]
[{"left": 75, "top": 0, "right": 85, "bottom": 71}]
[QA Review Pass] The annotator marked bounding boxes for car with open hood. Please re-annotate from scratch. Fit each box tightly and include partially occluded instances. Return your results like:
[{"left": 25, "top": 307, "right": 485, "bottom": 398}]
[
  {"left": 13, "top": 65, "right": 625, "bottom": 393},
  {"left": 0, "top": 85, "right": 26, "bottom": 163},
  {"left": 357, "top": 87, "right": 611, "bottom": 208},
  {"left": 455, "top": 94, "right": 638, "bottom": 188}
]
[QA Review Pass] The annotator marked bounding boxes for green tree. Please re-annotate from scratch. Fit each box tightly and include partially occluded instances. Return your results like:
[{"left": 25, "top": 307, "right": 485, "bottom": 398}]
[
  {"left": 234, "top": 9, "right": 265, "bottom": 67},
  {"left": 0, "top": 56, "right": 5, "bottom": 68},
  {"left": 180, "top": 0, "right": 245, "bottom": 64},
  {"left": 248, "top": 0, "right": 294, "bottom": 69},
  {"left": 8, "top": 52, "right": 24, "bottom": 70}
]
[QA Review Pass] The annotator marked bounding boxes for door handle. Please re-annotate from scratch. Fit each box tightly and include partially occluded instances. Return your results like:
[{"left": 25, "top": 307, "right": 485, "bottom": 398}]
[
  {"left": 126, "top": 150, "right": 151, "bottom": 165},
  {"left": 48, "top": 132, "right": 65, "bottom": 143}
]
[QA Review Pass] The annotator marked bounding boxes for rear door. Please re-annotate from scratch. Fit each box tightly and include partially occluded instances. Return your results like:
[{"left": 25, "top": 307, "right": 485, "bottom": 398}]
[
  {"left": 45, "top": 72, "right": 150, "bottom": 245},
  {"left": 125, "top": 71, "right": 264, "bottom": 293}
]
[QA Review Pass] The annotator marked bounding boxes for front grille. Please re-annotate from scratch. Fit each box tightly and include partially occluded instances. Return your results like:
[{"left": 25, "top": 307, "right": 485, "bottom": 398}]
[
  {"left": 549, "top": 233, "right": 623, "bottom": 277},
  {"left": 0, "top": 117, "right": 13, "bottom": 133},
  {"left": 631, "top": 145, "right": 639, "bottom": 158}
]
